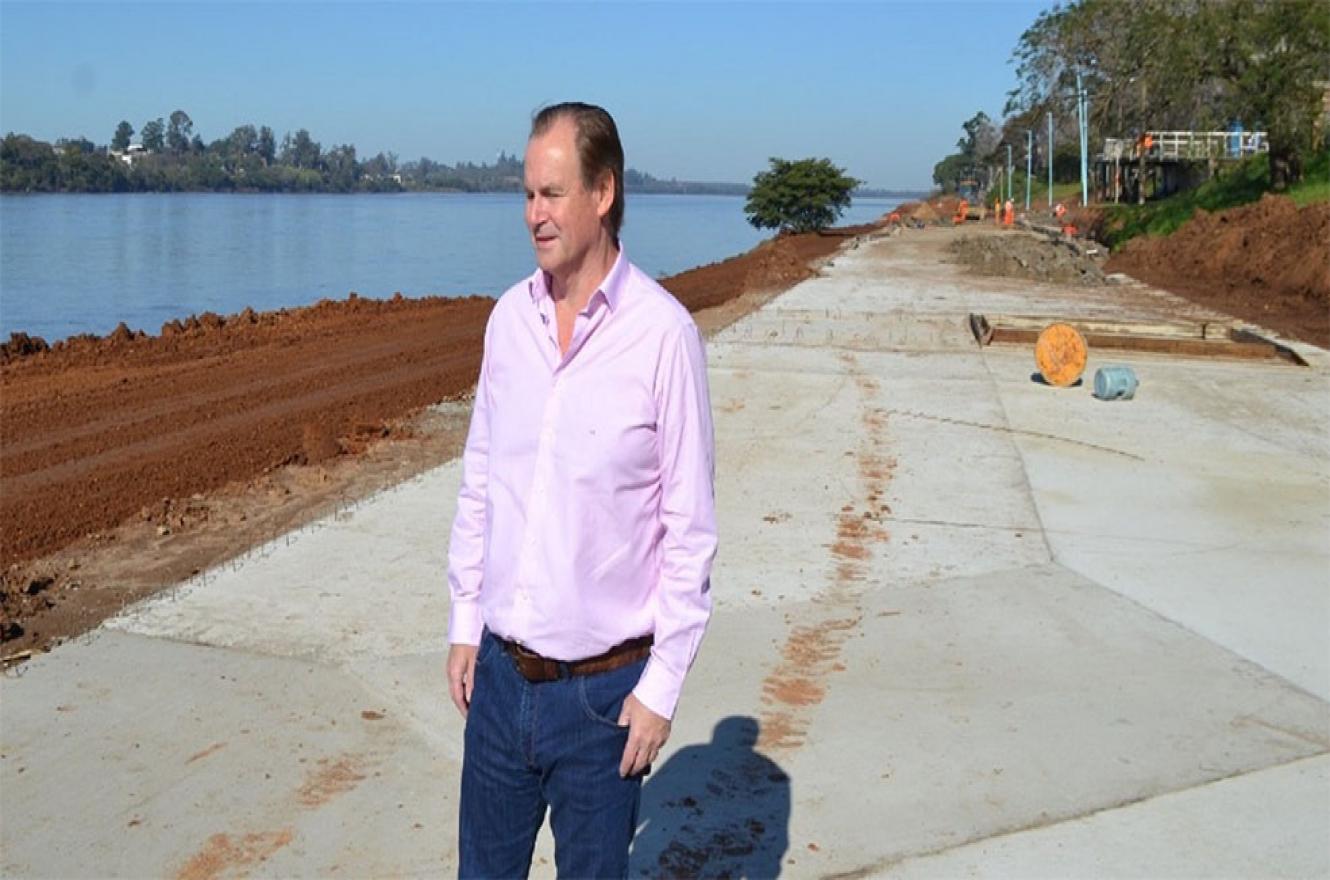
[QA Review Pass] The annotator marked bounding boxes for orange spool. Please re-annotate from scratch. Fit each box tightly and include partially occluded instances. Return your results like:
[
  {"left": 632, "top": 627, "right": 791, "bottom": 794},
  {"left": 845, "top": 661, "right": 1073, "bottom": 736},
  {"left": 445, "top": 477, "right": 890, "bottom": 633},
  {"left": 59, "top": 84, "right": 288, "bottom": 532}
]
[{"left": 1035, "top": 323, "right": 1088, "bottom": 387}]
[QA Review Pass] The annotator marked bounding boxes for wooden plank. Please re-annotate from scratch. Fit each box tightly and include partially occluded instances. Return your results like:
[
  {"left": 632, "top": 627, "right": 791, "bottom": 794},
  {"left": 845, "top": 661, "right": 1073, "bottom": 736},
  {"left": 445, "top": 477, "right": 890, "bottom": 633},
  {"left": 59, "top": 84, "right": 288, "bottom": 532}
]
[
  {"left": 981, "top": 313, "right": 1215, "bottom": 340},
  {"left": 987, "top": 327, "right": 1281, "bottom": 361}
]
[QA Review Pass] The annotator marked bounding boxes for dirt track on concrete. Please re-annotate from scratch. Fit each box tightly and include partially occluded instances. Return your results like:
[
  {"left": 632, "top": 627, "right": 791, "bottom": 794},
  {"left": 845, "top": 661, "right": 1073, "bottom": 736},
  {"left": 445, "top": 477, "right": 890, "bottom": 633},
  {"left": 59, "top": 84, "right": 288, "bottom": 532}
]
[{"left": 0, "top": 225, "right": 868, "bottom": 653}]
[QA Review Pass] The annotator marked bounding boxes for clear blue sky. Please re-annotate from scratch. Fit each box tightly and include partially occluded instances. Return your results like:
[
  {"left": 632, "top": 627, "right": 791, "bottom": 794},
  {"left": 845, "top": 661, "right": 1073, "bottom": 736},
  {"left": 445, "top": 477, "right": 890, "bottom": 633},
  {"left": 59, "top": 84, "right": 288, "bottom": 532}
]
[{"left": 1, "top": 1, "right": 1049, "bottom": 190}]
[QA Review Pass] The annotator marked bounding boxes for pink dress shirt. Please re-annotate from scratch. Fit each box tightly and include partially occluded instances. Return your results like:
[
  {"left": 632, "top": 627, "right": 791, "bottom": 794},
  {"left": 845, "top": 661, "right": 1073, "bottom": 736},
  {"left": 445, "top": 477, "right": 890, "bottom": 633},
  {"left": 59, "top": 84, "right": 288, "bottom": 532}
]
[{"left": 447, "top": 247, "right": 717, "bottom": 720}]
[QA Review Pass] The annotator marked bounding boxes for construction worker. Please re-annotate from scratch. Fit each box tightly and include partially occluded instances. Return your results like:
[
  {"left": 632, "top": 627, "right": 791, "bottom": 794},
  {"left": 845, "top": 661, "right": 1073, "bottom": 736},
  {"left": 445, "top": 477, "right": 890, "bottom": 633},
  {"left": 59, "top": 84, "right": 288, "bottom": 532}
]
[
  {"left": 1003, "top": 199, "right": 1015, "bottom": 228},
  {"left": 1054, "top": 202, "right": 1066, "bottom": 221},
  {"left": 953, "top": 198, "right": 968, "bottom": 226},
  {"left": 994, "top": 197, "right": 1002, "bottom": 227}
]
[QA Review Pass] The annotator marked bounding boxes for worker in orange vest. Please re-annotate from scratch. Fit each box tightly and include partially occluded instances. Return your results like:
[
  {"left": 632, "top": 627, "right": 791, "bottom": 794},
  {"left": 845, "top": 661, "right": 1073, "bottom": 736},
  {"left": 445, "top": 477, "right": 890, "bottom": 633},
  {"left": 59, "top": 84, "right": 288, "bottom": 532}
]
[
  {"left": 1003, "top": 199, "right": 1015, "bottom": 227},
  {"left": 994, "top": 197, "right": 1002, "bottom": 226},
  {"left": 953, "top": 198, "right": 968, "bottom": 225},
  {"left": 1054, "top": 202, "right": 1067, "bottom": 221}
]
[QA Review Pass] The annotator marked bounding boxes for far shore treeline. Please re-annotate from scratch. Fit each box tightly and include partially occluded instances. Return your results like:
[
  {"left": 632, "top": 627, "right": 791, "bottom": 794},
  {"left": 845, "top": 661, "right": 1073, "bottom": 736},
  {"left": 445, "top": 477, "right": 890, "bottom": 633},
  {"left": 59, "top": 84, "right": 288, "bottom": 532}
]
[{"left": 1, "top": 110, "right": 909, "bottom": 198}]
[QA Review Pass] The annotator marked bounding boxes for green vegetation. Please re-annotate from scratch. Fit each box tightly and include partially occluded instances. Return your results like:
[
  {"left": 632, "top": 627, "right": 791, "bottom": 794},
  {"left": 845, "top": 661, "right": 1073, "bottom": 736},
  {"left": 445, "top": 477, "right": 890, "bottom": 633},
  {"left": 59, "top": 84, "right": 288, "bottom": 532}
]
[
  {"left": 1096, "top": 149, "right": 1329, "bottom": 249},
  {"left": 1008, "top": 0, "right": 1328, "bottom": 191},
  {"left": 1, "top": 110, "right": 762, "bottom": 196},
  {"left": 744, "top": 158, "right": 860, "bottom": 234},
  {"left": 933, "top": 0, "right": 1330, "bottom": 210}
]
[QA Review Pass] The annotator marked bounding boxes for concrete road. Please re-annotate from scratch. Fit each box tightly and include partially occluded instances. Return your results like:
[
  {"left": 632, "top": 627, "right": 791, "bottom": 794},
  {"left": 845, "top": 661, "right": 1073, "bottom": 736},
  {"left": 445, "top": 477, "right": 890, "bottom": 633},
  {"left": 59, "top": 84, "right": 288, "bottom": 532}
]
[{"left": 4, "top": 227, "right": 1327, "bottom": 878}]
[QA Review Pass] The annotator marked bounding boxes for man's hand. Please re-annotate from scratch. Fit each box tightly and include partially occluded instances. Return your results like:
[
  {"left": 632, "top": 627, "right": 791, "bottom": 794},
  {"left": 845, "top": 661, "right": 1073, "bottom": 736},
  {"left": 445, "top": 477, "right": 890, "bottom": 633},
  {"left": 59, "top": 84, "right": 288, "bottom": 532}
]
[
  {"left": 617, "top": 693, "right": 670, "bottom": 778},
  {"left": 447, "top": 643, "right": 479, "bottom": 718}
]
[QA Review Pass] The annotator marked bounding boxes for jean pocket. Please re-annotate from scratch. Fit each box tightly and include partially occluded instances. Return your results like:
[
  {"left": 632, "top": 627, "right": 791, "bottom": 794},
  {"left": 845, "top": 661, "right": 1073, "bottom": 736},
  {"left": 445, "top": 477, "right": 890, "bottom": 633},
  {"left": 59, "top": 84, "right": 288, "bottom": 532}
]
[
  {"left": 576, "top": 666, "right": 639, "bottom": 731},
  {"left": 474, "top": 631, "right": 499, "bottom": 667}
]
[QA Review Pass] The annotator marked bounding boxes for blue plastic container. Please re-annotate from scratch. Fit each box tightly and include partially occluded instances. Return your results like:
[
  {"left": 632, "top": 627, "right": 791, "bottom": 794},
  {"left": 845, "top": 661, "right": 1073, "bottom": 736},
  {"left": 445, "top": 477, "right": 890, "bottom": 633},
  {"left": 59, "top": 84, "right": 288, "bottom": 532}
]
[{"left": 1094, "top": 366, "right": 1139, "bottom": 400}]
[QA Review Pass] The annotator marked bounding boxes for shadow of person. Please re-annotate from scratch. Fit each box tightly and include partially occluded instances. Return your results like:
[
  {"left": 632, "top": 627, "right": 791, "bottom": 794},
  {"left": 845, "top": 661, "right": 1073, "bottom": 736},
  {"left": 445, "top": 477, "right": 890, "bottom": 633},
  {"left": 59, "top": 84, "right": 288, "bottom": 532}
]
[{"left": 630, "top": 716, "right": 791, "bottom": 878}]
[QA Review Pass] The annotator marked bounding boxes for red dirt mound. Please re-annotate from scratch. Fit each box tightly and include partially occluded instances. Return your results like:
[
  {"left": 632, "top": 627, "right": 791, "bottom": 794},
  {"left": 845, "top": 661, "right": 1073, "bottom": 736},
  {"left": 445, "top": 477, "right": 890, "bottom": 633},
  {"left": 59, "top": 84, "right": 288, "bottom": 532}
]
[{"left": 1107, "top": 194, "right": 1330, "bottom": 347}]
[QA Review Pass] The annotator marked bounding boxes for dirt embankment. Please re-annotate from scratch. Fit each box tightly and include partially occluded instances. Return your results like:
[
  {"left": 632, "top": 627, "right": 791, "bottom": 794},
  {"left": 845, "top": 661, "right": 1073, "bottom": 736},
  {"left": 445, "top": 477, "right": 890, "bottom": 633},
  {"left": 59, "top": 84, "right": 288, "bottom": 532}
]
[
  {"left": 1105, "top": 194, "right": 1330, "bottom": 348},
  {"left": 0, "top": 224, "right": 879, "bottom": 654}
]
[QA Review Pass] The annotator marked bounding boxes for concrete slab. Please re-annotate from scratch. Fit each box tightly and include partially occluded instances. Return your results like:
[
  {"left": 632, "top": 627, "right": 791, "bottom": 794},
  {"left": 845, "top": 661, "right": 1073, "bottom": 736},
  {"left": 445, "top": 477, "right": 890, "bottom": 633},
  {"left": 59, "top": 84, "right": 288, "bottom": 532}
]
[
  {"left": 0, "top": 631, "right": 459, "bottom": 879},
  {"left": 881, "top": 754, "right": 1330, "bottom": 879},
  {"left": 982, "top": 346, "right": 1330, "bottom": 700},
  {"left": 105, "top": 469, "right": 457, "bottom": 664},
  {"left": 737, "top": 563, "right": 1330, "bottom": 878}
]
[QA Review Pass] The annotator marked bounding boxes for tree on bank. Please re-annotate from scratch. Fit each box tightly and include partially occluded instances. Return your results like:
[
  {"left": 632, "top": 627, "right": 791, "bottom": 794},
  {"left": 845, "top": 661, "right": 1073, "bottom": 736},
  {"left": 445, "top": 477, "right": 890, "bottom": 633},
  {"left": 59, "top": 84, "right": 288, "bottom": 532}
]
[
  {"left": 933, "top": 111, "right": 1002, "bottom": 192},
  {"left": 166, "top": 110, "right": 193, "bottom": 154},
  {"left": 111, "top": 121, "right": 134, "bottom": 151},
  {"left": 141, "top": 118, "right": 165, "bottom": 152},
  {"left": 745, "top": 157, "right": 860, "bottom": 233}
]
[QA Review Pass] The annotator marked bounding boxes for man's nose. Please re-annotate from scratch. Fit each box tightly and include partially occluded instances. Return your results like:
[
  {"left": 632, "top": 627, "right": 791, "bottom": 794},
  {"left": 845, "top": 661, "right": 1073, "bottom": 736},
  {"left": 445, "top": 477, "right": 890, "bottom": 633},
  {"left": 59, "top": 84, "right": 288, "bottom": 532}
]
[{"left": 527, "top": 199, "right": 546, "bottom": 228}]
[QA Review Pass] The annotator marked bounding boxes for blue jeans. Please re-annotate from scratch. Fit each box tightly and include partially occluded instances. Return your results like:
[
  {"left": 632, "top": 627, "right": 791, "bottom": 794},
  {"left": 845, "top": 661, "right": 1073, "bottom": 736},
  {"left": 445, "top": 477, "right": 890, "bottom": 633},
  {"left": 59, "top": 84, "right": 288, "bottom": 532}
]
[{"left": 459, "top": 630, "right": 645, "bottom": 879}]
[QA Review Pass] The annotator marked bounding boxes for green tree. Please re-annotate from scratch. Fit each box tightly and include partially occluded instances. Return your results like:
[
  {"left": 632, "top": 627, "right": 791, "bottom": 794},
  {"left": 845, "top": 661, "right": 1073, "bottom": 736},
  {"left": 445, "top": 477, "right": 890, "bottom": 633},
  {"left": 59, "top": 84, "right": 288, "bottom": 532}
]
[
  {"left": 257, "top": 126, "right": 276, "bottom": 165},
  {"left": 166, "top": 110, "right": 193, "bottom": 154},
  {"left": 1202, "top": 0, "right": 1330, "bottom": 189},
  {"left": 1006, "top": 0, "right": 1330, "bottom": 189},
  {"left": 282, "top": 129, "right": 321, "bottom": 169},
  {"left": 226, "top": 124, "right": 257, "bottom": 157},
  {"left": 141, "top": 118, "right": 165, "bottom": 152},
  {"left": 932, "top": 153, "right": 970, "bottom": 193},
  {"left": 111, "top": 120, "right": 134, "bottom": 151},
  {"left": 324, "top": 143, "right": 358, "bottom": 191},
  {"left": 744, "top": 157, "right": 860, "bottom": 233}
]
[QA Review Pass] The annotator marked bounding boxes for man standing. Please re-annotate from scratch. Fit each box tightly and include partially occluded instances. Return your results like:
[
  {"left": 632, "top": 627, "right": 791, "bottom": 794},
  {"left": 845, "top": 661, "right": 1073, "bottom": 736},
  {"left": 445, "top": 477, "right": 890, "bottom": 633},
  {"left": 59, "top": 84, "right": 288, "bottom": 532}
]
[{"left": 445, "top": 102, "right": 717, "bottom": 878}]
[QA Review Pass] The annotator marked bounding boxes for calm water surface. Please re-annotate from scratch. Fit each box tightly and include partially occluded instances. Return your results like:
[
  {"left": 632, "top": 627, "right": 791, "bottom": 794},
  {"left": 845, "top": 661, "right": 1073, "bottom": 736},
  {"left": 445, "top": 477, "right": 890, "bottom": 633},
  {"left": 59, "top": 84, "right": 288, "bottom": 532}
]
[{"left": 0, "top": 193, "right": 902, "bottom": 341}]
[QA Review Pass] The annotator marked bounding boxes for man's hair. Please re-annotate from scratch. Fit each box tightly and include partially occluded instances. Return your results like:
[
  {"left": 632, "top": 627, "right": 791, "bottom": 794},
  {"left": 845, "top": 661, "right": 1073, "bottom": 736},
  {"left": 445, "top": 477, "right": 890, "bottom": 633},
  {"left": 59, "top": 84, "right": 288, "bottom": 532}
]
[{"left": 530, "top": 102, "right": 625, "bottom": 240}]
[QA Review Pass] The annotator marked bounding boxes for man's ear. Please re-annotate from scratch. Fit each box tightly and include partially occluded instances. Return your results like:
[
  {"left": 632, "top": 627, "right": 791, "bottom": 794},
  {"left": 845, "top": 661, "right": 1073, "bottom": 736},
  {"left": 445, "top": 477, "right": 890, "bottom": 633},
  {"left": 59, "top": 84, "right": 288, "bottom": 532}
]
[{"left": 594, "top": 171, "right": 616, "bottom": 221}]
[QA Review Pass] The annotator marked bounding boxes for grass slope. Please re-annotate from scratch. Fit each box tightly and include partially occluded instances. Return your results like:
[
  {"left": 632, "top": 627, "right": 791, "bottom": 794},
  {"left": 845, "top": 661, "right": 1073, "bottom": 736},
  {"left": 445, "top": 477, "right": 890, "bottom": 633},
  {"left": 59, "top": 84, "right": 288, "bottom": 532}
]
[{"left": 1096, "top": 149, "right": 1329, "bottom": 250}]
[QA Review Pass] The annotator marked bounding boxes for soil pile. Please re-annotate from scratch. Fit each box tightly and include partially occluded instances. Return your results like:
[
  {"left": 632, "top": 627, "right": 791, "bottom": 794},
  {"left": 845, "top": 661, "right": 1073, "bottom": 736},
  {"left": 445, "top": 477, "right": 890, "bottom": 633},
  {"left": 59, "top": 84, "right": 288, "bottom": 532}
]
[
  {"left": 948, "top": 232, "right": 1108, "bottom": 286},
  {"left": 663, "top": 224, "right": 879, "bottom": 311},
  {"left": 1107, "top": 194, "right": 1330, "bottom": 347},
  {"left": 2, "top": 222, "right": 881, "bottom": 654},
  {"left": 1, "top": 294, "right": 496, "bottom": 570}
]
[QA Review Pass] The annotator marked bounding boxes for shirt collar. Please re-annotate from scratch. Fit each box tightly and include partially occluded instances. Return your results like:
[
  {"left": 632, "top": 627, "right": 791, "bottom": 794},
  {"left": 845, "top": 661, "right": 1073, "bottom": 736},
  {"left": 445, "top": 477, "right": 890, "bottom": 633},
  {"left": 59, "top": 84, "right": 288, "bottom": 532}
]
[{"left": 528, "top": 245, "right": 629, "bottom": 314}]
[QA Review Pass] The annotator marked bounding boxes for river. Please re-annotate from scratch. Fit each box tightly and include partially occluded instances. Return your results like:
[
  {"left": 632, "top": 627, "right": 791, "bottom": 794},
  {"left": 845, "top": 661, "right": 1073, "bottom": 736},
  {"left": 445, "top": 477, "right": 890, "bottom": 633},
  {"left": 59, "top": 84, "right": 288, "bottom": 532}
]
[{"left": 0, "top": 192, "right": 904, "bottom": 341}]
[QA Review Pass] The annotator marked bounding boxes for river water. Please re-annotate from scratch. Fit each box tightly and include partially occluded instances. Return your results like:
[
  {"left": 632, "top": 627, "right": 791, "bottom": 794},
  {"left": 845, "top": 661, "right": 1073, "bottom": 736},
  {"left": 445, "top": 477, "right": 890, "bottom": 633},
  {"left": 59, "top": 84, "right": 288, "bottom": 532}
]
[{"left": 0, "top": 193, "right": 904, "bottom": 341}]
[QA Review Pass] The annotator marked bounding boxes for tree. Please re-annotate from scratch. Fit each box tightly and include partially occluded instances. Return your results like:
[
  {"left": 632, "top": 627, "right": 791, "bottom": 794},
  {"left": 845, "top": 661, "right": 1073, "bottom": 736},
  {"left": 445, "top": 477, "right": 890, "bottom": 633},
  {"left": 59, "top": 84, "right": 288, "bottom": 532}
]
[
  {"left": 1006, "top": 0, "right": 1330, "bottom": 189},
  {"left": 111, "top": 121, "right": 134, "bottom": 151},
  {"left": 141, "top": 118, "right": 165, "bottom": 152},
  {"left": 959, "top": 111, "right": 1001, "bottom": 163},
  {"left": 166, "top": 109, "right": 193, "bottom": 154},
  {"left": 55, "top": 137, "right": 96, "bottom": 155},
  {"left": 282, "top": 129, "right": 321, "bottom": 169},
  {"left": 224, "top": 124, "right": 258, "bottom": 157},
  {"left": 744, "top": 157, "right": 860, "bottom": 234},
  {"left": 932, "top": 153, "right": 970, "bottom": 193},
  {"left": 324, "top": 143, "right": 358, "bottom": 191},
  {"left": 257, "top": 126, "right": 276, "bottom": 164},
  {"left": 1202, "top": 0, "right": 1330, "bottom": 189}
]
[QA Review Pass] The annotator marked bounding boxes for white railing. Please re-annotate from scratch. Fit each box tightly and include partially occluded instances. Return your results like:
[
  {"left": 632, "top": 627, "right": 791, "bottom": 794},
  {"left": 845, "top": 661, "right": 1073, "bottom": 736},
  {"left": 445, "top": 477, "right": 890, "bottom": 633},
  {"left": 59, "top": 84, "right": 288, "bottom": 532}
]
[{"left": 1100, "top": 130, "right": 1268, "bottom": 162}]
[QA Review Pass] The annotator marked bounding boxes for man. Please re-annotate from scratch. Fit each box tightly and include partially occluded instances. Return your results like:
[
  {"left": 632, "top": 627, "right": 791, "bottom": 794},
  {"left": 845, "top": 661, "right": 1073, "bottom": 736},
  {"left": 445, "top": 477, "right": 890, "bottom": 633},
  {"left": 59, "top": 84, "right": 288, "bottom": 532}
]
[{"left": 445, "top": 102, "right": 717, "bottom": 878}]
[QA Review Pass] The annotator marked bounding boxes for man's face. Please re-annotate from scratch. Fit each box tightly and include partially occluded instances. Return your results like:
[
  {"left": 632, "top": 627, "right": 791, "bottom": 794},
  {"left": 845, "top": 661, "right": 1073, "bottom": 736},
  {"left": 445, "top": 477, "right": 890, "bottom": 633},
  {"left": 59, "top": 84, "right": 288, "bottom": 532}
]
[{"left": 524, "top": 118, "right": 612, "bottom": 281}]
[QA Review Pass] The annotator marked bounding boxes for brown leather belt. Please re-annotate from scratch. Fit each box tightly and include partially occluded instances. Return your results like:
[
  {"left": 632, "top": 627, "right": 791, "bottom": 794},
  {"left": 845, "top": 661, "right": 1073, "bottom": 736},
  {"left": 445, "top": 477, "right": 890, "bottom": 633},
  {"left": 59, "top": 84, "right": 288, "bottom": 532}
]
[{"left": 494, "top": 633, "right": 653, "bottom": 683}]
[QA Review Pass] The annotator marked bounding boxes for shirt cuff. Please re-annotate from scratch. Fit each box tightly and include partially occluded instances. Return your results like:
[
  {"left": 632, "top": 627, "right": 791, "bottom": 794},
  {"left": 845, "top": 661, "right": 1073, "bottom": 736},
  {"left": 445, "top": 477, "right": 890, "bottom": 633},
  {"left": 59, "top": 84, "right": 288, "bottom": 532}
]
[
  {"left": 448, "top": 599, "right": 484, "bottom": 646},
  {"left": 632, "top": 655, "right": 684, "bottom": 721}
]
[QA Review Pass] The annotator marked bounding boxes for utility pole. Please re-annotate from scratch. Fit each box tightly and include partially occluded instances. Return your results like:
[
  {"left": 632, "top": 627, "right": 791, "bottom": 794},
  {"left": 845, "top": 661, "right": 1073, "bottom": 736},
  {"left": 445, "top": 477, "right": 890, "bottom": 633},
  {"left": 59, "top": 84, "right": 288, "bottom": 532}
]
[
  {"left": 1005, "top": 143, "right": 1013, "bottom": 202},
  {"left": 1025, "top": 129, "right": 1033, "bottom": 211},
  {"left": 1047, "top": 111, "right": 1054, "bottom": 208},
  {"left": 1076, "top": 71, "right": 1089, "bottom": 207}
]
